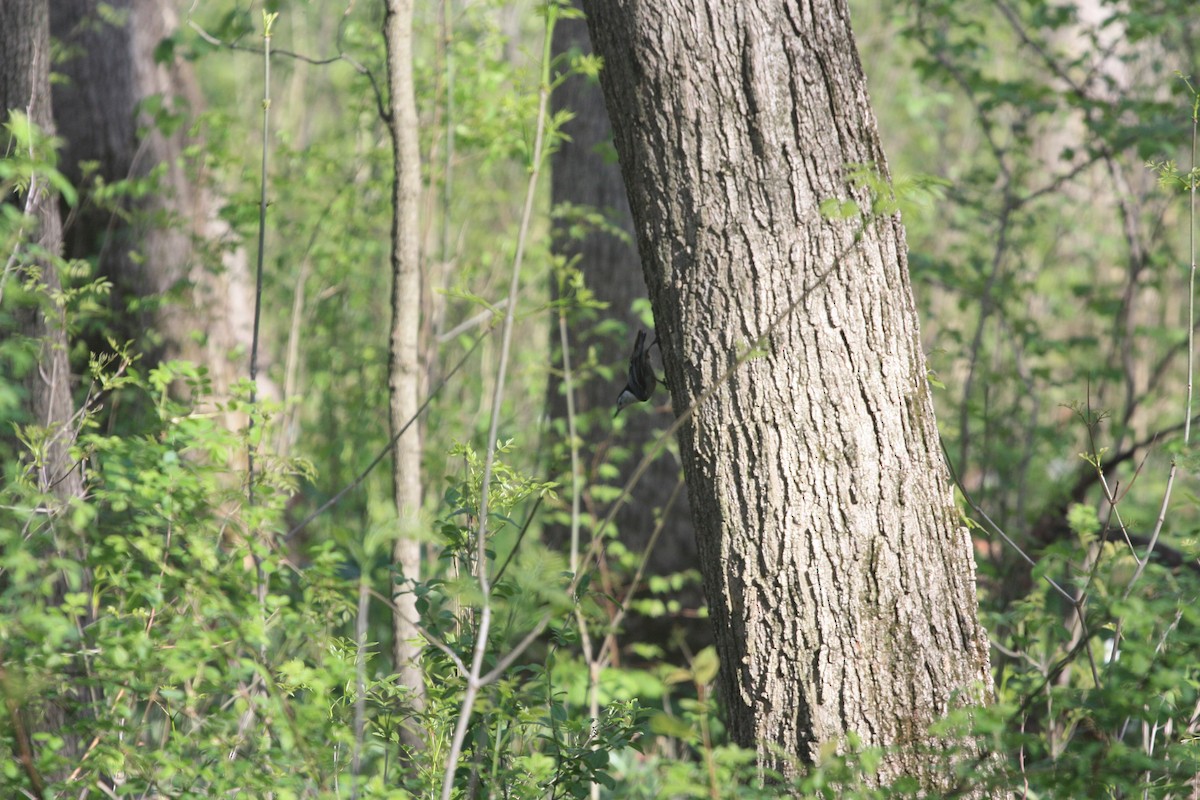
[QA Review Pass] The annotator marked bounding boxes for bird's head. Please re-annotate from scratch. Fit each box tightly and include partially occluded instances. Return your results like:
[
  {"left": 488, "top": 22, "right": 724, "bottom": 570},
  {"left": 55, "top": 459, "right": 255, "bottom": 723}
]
[{"left": 614, "top": 388, "right": 639, "bottom": 417}]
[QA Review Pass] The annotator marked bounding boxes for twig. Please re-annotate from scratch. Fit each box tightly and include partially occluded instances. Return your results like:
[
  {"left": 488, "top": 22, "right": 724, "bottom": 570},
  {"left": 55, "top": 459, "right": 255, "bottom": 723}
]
[
  {"left": 351, "top": 575, "right": 369, "bottom": 800},
  {"left": 438, "top": 11, "right": 558, "bottom": 799},
  {"left": 597, "top": 477, "right": 686, "bottom": 667},
  {"left": 491, "top": 495, "right": 544, "bottom": 585},
  {"left": 2, "top": 670, "right": 46, "bottom": 799},
  {"left": 246, "top": 12, "right": 275, "bottom": 631},
  {"left": 184, "top": 16, "right": 388, "bottom": 122},
  {"left": 364, "top": 586, "right": 468, "bottom": 676},
  {"left": 940, "top": 437, "right": 1077, "bottom": 605},
  {"left": 556, "top": 274, "right": 602, "bottom": 799},
  {"left": 1121, "top": 82, "right": 1199, "bottom": 598},
  {"left": 285, "top": 331, "right": 487, "bottom": 540},
  {"left": 437, "top": 298, "right": 507, "bottom": 343},
  {"left": 278, "top": 183, "right": 355, "bottom": 455}
]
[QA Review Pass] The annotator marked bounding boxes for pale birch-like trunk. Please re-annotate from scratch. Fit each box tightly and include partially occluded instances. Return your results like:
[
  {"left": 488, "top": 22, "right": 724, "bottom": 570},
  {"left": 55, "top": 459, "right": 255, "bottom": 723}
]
[
  {"left": 584, "top": 0, "right": 998, "bottom": 789},
  {"left": 383, "top": 0, "right": 426, "bottom": 754}
]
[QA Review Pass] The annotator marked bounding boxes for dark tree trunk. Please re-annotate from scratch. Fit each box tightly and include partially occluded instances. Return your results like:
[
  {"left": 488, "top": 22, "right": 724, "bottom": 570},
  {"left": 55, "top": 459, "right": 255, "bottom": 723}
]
[
  {"left": 2, "top": 0, "right": 83, "bottom": 503},
  {"left": 583, "top": 0, "right": 998, "bottom": 789},
  {"left": 50, "top": 0, "right": 258, "bottom": 413},
  {"left": 547, "top": 3, "right": 705, "bottom": 653},
  {"left": 2, "top": 0, "right": 88, "bottom": 771}
]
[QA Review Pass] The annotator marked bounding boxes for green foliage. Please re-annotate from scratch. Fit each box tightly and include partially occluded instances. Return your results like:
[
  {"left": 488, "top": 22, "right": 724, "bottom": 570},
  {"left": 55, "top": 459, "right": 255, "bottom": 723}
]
[
  {"left": 883, "top": 0, "right": 1198, "bottom": 527},
  {"left": 0, "top": 366, "right": 353, "bottom": 795},
  {"left": 1, "top": 111, "right": 78, "bottom": 206}
]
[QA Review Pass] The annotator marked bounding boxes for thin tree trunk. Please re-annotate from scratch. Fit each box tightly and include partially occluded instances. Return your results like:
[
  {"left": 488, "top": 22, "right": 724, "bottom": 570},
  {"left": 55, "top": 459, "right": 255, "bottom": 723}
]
[
  {"left": 584, "top": 0, "right": 997, "bottom": 789},
  {"left": 383, "top": 0, "right": 426, "bottom": 754},
  {"left": 546, "top": 3, "right": 704, "bottom": 653}
]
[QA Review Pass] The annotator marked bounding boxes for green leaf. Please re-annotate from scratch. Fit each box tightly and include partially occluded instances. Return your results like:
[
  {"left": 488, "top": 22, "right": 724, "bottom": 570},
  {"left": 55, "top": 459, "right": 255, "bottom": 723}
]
[{"left": 690, "top": 646, "right": 719, "bottom": 685}]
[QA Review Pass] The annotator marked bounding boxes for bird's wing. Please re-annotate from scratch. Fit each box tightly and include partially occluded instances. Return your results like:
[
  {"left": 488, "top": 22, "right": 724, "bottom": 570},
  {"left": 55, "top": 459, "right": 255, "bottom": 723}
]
[{"left": 626, "top": 330, "right": 647, "bottom": 383}]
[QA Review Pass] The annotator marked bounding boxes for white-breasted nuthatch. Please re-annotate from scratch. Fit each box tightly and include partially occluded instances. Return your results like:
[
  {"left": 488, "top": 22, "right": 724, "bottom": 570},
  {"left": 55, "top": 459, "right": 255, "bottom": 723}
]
[{"left": 614, "top": 329, "right": 657, "bottom": 416}]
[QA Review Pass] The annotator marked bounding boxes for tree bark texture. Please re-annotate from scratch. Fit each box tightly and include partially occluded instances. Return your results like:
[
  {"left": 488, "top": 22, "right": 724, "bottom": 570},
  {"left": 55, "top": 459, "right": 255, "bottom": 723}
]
[
  {"left": 50, "top": 0, "right": 258, "bottom": 417},
  {"left": 583, "top": 0, "right": 995, "bottom": 786},
  {"left": 2, "top": 0, "right": 84, "bottom": 503},
  {"left": 2, "top": 0, "right": 88, "bottom": 767},
  {"left": 547, "top": 4, "right": 705, "bottom": 651},
  {"left": 383, "top": 0, "right": 426, "bottom": 751}
]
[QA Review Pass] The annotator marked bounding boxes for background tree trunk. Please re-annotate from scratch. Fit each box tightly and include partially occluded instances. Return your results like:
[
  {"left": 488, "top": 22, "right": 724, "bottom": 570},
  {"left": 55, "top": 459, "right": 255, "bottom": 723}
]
[
  {"left": 2, "top": 0, "right": 88, "bottom": 769},
  {"left": 583, "top": 0, "right": 996, "bottom": 787},
  {"left": 383, "top": 0, "right": 426, "bottom": 754},
  {"left": 2, "top": 0, "right": 82, "bottom": 503},
  {"left": 50, "top": 0, "right": 258, "bottom": 419},
  {"left": 547, "top": 3, "right": 705, "bottom": 654}
]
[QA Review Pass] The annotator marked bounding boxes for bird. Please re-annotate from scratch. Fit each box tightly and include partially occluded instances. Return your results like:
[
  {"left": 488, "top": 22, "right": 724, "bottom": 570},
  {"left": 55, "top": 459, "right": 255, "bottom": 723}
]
[{"left": 614, "top": 329, "right": 658, "bottom": 416}]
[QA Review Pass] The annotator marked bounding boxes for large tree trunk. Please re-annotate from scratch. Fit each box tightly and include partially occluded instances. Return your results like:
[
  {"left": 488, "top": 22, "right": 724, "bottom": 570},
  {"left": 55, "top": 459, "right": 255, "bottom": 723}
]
[
  {"left": 50, "top": 0, "right": 258, "bottom": 418},
  {"left": 383, "top": 0, "right": 426, "bottom": 754},
  {"left": 546, "top": 5, "right": 704, "bottom": 652},
  {"left": 583, "top": 0, "right": 996, "bottom": 787}
]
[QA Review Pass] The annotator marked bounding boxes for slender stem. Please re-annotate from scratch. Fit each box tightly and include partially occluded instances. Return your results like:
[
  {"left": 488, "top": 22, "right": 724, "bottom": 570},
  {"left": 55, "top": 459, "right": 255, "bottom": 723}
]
[
  {"left": 278, "top": 187, "right": 350, "bottom": 454},
  {"left": 284, "top": 332, "right": 485, "bottom": 541},
  {"left": 350, "top": 575, "right": 369, "bottom": 800},
  {"left": 597, "top": 478, "right": 685, "bottom": 666},
  {"left": 558, "top": 306, "right": 599, "bottom": 799},
  {"left": 438, "top": 9, "right": 558, "bottom": 800},
  {"left": 1188, "top": 92, "right": 1198, "bottom": 450},
  {"left": 248, "top": 10, "right": 276, "bottom": 640},
  {"left": 248, "top": 13, "right": 274, "bottom": 504},
  {"left": 1121, "top": 87, "right": 1198, "bottom": 598},
  {"left": 559, "top": 312, "right": 582, "bottom": 574},
  {"left": 441, "top": 0, "right": 455, "bottom": 269}
]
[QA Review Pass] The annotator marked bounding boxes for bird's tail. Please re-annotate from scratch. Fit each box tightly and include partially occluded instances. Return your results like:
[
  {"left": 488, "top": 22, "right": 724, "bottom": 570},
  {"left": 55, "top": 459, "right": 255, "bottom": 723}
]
[{"left": 630, "top": 329, "right": 647, "bottom": 358}]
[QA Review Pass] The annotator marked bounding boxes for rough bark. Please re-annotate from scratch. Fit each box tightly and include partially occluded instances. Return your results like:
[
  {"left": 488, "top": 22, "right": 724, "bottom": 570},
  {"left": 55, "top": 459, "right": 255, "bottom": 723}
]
[
  {"left": 546, "top": 4, "right": 705, "bottom": 652},
  {"left": 383, "top": 0, "right": 426, "bottom": 753},
  {"left": 2, "top": 0, "right": 88, "bottom": 768},
  {"left": 2, "top": 0, "right": 83, "bottom": 503},
  {"left": 50, "top": 0, "right": 258, "bottom": 417},
  {"left": 583, "top": 0, "right": 996, "bottom": 787}
]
